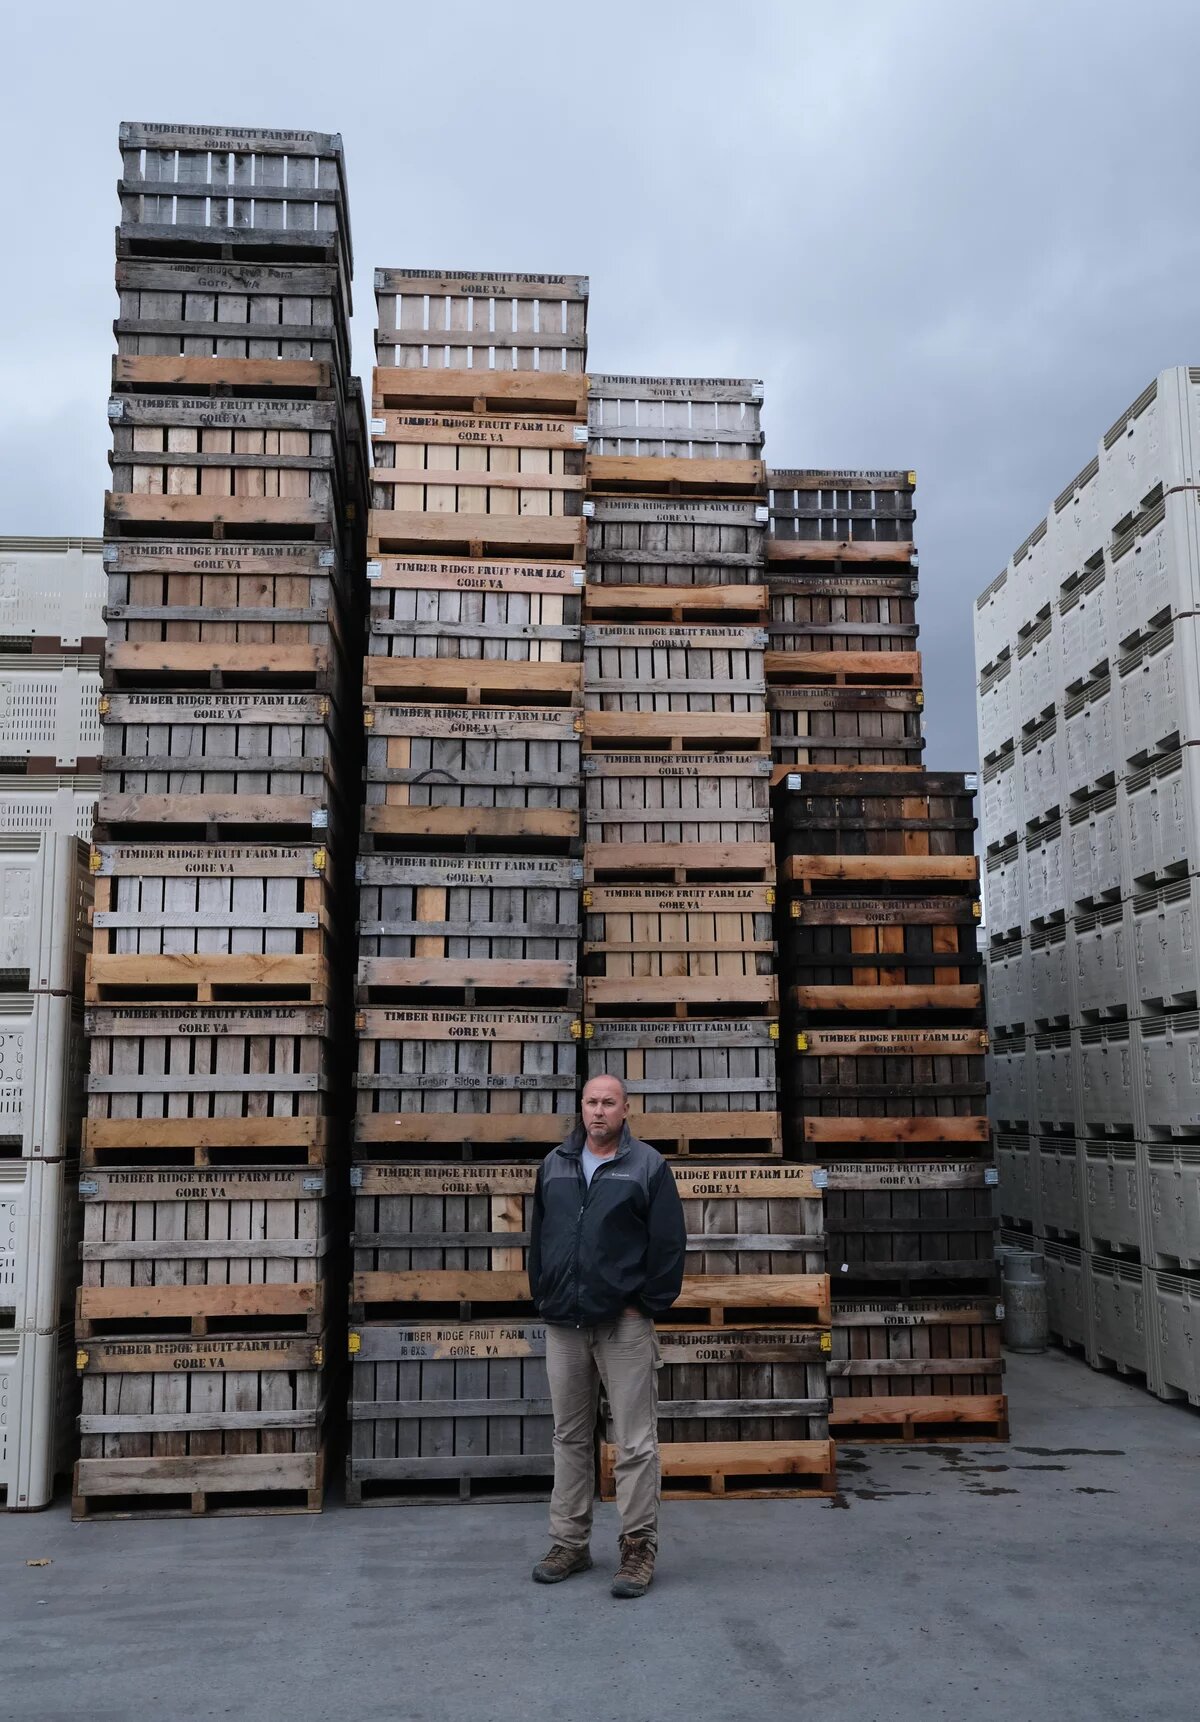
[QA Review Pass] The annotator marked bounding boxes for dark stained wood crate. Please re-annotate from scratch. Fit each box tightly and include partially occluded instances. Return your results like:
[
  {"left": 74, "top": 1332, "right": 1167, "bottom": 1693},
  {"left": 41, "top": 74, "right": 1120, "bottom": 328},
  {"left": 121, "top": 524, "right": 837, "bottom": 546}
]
[
  {"left": 767, "top": 570, "right": 918, "bottom": 656},
  {"left": 651, "top": 1326, "right": 828, "bottom": 1444},
  {"left": 768, "top": 684, "right": 925, "bottom": 769},
  {"left": 584, "top": 882, "right": 773, "bottom": 982},
  {"left": 114, "top": 256, "right": 351, "bottom": 377},
  {"left": 74, "top": 1330, "right": 327, "bottom": 1518},
  {"left": 773, "top": 770, "right": 978, "bottom": 856},
  {"left": 583, "top": 624, "right": 766, "bottom": 714},
  {"left": 585, "top": 498, "right": 767, "bottom": 589},
  {"left": 830, "top": 1297, "right": 1005, "bottom": 1406},
  {"left": 350, "top": 1162, "right": 824, "bottom": 1276},
  {"left": 374, "top": 271, "right": 588, "bottom": 376},
  {"left": 76, "top": 1165, "right": 330, "bottom": 1337},
  {"left": 102, "top": 539, "right": 352, "bottom": 681},
  {"left": 588, "top": 376, "right": 764, "bottom": 461},
  {"left": 366, "top": 556, "right": 584, "bottom": 662},
  {"left": 823, "top": 1182, "right": 999, "bottom": 1295},
  {"left": 767, "top": 469, "right": 916, "bottom": 553},
  {"left": 786, "top": 1027, "right": 989, "bottom": 1133},
  {"left": 346, "top": 1320, "right": 554, "bottom": 1504},
  {"left": 781, "top": 917, "right": 982, "bottom": 990},
  {"left": 354, "top": 1005, "right": 579, "bottom": 1151}
]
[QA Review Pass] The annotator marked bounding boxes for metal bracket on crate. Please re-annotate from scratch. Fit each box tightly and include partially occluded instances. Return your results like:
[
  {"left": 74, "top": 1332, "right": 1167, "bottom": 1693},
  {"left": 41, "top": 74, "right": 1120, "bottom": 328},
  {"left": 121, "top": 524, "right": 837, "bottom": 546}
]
[
  {"left": 107, "top": 398, "right": 125, "bottom": 421},
  {"left": 366, "top": 561, "right": 382, "bottom": 581},
  {"left": 812, "top": 1169, "right": 829, "bottom": 1189},
  {"left": 78, "top": 1179, "right": 98, "bottom": 1197},
  {"left": 984, "top": 1169, "right": 1000, "bottom": 1186},
  {"left": 582, "top": 502, "right": 596, "bottom": 518},
  {"left": 349, "top": 1167, "right": 363, "bottom": 1188},
  {"left": 754, "top": 506, "right": 770, "bottom": 524},
  {"left": 572, "top": 426, "right": 589, "bottom": 443},
  {"left": 311, "top": 809, "right": 329, "bottom": 830}
]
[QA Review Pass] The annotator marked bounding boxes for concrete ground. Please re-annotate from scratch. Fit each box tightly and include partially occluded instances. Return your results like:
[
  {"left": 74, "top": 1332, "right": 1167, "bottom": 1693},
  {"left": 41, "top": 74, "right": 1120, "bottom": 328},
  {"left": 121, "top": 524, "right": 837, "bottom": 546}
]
[{"left": 5, "top": 1351, "right": 1199, "bottom": 1722}]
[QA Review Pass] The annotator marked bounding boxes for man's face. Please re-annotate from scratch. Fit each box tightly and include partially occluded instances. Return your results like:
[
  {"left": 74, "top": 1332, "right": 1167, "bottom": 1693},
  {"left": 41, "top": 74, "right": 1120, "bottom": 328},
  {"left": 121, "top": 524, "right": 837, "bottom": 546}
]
[{"left": 582, "top": 1077, "right": 628, "bottom": 1147}]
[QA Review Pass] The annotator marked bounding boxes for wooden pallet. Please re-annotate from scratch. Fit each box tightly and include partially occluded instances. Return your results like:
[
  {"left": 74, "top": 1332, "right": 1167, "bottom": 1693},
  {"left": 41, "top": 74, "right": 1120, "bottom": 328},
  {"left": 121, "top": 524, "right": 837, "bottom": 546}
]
[
  {"left": 73, "top": 1447, "right": 326, "bottom": 1520},
  {"left": 363, "top": 658, "right": 581, "bottom": 707},
  {"left": 373, "top": 276, "right": 588, "bottom": 382},
  {"left": 583, "top": 708, "right": 769, "bottom": 753},
  {"left": 783, "top": 854, "right": 979, "bottom": 887},
  {"left": 765, "top": 650, "right": 922, "bottom": 689},
  {"left": 82, "top": 1113, "right": 332, "bottom": 1170},
  {"left": 585, "top": 583, "right": 767, "bottom": 624},
  {"left": 350, "top": 1161, "right": 824, "bottom": 1275},
  {"left": 585, "top": 497, "right": 767, "bottom": 589},
  {"left": 767, "top": 539, "right": 915, "bottom": 567},
  {"left": 110, "top": 353, "right": 342, "bottom": 401},
  {"left": 800, "top": 1117, "right": 991, "bottom": 1147},
  {"left": 828, "top": 1395, "right": 1008, "bottom": 1442},
  {"left": 584, "top": 973, "right": 777, "bottom": 1018},
  {"left": 350, "top": 1270, "right": 829, "bottom": 1323},
  {"left": 789, "top": 982, "right": 983, "bottom": 1015},
  {"left": 356, "top": 956, "right": 578, "bottom": 1008},
  {"left": 76, "top": 1280, "right": 327, "bottom": 1338},
  {"left": 602, "top": 1437, "right": 836, "bottom": 1500},
  {"left": 361, "top": 805, "right": 580, "bottom": 853},
  {"left": 352, "top": 1108, "right": 570, "bottom": 1156},
  {"left": 585, "top": 840, "right": 775, "bottom": 884},
  {"left": 368, "top": 512, "right": 586, "bottom": 562},
  {"left": 104, "top": 491, "right": 337, "bottom": 543},
  {"left": 371, "top": 366, "right": 588, "bottom": 417},
  {"left": 583, "top": 882, "right": 774, "bottom": 980},
  {"left": 587, "top": 455, "right": 766, "bottom": 500},
  {"left": 86, "top": 951, "right": 331, "bottom": 1004}
]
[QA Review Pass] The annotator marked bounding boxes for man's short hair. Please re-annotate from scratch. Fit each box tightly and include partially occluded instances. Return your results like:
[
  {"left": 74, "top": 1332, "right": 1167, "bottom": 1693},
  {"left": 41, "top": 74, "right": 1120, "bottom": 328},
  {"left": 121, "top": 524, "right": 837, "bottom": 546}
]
[{"left": 583, "top": 1073, "right": 627, "bottom": 1101}]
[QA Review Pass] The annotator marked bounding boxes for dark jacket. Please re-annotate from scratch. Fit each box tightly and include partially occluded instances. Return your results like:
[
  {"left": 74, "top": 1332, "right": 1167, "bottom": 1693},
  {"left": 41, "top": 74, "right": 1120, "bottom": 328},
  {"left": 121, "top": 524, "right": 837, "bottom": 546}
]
[{"left": 528, "top": 1121, "right": 687, "bottom": 1327}]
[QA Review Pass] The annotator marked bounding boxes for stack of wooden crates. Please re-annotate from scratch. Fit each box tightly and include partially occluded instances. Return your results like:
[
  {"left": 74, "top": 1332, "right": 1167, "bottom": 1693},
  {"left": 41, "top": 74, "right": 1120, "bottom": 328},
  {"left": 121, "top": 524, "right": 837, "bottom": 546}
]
[
  {"left": 346, "top": 272, "right": 590, "bottom": 1502},
  {"left": 767, "top": 473, "right": 1007, "bottom": 1441},
  {"left": 582, "top": 380, "right": 834, "bottom": 1500},
  {"left": 73, "top": 122, "right": 366, "bottom": 1518}
]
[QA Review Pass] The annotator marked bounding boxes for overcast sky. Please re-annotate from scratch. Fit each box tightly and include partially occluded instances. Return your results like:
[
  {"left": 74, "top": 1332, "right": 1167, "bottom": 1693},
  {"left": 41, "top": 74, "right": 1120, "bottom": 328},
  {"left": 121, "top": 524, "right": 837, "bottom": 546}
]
[{"left": 5, "top": 0, "right": 1199, "bottom": 765}]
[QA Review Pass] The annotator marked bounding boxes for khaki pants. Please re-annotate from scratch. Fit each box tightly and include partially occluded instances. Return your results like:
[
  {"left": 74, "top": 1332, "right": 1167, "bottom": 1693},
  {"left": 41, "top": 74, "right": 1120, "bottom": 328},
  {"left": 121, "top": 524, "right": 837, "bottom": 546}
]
[{"left": 544, "top": 1312, "right": 661, "bottom": 1548}]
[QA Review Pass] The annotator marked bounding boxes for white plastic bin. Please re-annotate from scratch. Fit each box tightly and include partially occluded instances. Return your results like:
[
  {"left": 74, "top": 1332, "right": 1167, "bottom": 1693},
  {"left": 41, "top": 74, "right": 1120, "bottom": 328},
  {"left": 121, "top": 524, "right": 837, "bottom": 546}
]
[
  {"left": 1116, "top": 620, "right": 1177, "bottom": 767},
  {"left": 1062, "top": 676, "right": 1116, "bottom": 802},
  {"left": 1033, "top": 1030, "right": 1076, "bottom": 1128},
  {"left": 0, "top": 778, "right": 98, "bottom": 842},
  {"left": 1152, "top": 1270, "right": 1200, "bottom": 1404},
  {"left": 978, "top": 657, "right": 1015, "bottom": 761},
  {"left": 1023, "top": 821, "right": 1066, "bottom": 925},
  {"left": 1015, "top": 617, "right": 1057, "bottom": 730},
  {"left": 1131, "top": 879, "right": 1199, "bottom": 1011},
  {"left": 984, "top": 843, "right": 1023, "bottom": 938},
  {"left": 1136, "top": 1011, "right": 1200, "bottom": 1137},
  {"left": 1088, "top": 1256, "right": 1149, "bottom": 1375},
  {"left": 1051, "top": 452, "right": 1104, "bottom": 585},
  {"left": 1029, "top": 923, "right": 1072, "bottom": 1024},
  {"left": 974, "top": 567, "right": 1012, "bottom": 677},
  {"left": 0, "top": 539, "right": 105, "bottom": 652},
  {"left": 1043, "top": 1239, "right": 1089, "bottom": 1347},
  {"left": 1072, "top": 902, "right": 1132, "bottom": 1019},
  {"left": 1067, "top": 789, "right": 1121, "bottom": 908},
  {"left": 0, "top": 834, "right": 91, "bottom": 992},
  {"left": 996, "top": 1132, "right": 1038, "bottom": 1229},
  {"left": 1038, "top": 1137, "right": 1084, "bottom": 1237},
  {"left": 982, "top": 750, "right": 1019, "bottom": 849},
  {"left": 1020, "top": 716, "right": 1061, "bottom": 828},
  {"left": 1058, "top": 563, "right": 1111, "bottom": 691},
  {"left": 988, "top": 1032, "right": 1031, "bottom": 1127},
  {"left": 0, "top": 1328, "right": 75, "bottom": 1510},
  {"left": 985, "top": 938, "right": 1027, "bottom": 1032},
  {"left": 0, "top": 658, "right": 102, "bottom": 769},
  {"left": 0, "top": 1160, "right": 74, "bottom": 1331},
  {"left": 1082, "top": 1141, "right": 1141, "bottom": 1254},
  {"left": 0, "top": 993, "right": 84, "bottom": 1158},
  {"left": 1077, "top": 1022, "right": 1135, "bottom": 1133},
  {"left": 1122, "top": 750, "right": 1196, "bottom": 890},
  {"left": 1145, "top": 1144, "right": 1200, "bottom": 1270}
]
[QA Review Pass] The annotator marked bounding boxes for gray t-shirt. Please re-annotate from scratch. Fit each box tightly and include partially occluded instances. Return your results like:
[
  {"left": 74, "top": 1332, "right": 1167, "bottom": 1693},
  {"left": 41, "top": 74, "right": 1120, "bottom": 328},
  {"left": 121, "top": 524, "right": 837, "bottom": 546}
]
[{"left": 581, "top": 1145, "right": 614, "bottom": 1186}]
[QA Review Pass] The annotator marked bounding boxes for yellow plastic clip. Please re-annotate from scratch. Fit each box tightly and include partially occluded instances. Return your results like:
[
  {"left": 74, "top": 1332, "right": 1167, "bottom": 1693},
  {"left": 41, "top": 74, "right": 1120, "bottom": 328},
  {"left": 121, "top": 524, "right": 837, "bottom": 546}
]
[
  {"left": 789, "top": 899, "right": 801, "bottom": 919},
  {"left": 318, "top": 697, "right": 330, "bottom": 718},
  {"left": 569, "top": 1021, "right": 582, "bottom": 1040},
  {"left": 583, "top": 1022, "right": 595, "bottom": 1039},
  {"left": 97, "top": 694, "right": 110, "bottom": 717},
  {"left": 768, "top": 1022, "right": 779, "bottom": 1041},
  {"left": 573, "top": 716, "right": 584, "bottom": 734},
  {"left": 88, "top": 848, "right": 103, "bottom": 873},
  {"left": 75, "top": 1350, "right": 90, "bottom": 1372},
  {"left": 972, "top": 901, "right": 982, "bottom": 920},
  {"left": 980, "top": 1032, "right": 990, "bottom": 1051},
  {"left": 354, "top": 1010, "right": 366, "bottom": 1032},
  {"left": 765, "top": 887, "right": 775, "bottom": 907},
  {"left": 795, "top": 1032, "right": 809, "bottom": 1053},
  {"left": 312, "top": 848, "right": 327, "bottom": 872},
  {"left": 915, "top": 690, "right": 924, "bottom": 708},
  {"left": 582, "top": 889, "right": 593, "bottom": 909},
  {"left": 363, "top": 707, "right": 375, "bottom": 728},
  {"left": 313, "top": 1344, "right": 324, "bottom": 1367},
  {"left": 820, "top": 1331, "right": 832, "bottom": 1354},
  {"left": 907, "top": 470, "right": 917, "bottom": 487},
  {"left": 348, "top": 1333, "right": 361, "bottom": 1356}
]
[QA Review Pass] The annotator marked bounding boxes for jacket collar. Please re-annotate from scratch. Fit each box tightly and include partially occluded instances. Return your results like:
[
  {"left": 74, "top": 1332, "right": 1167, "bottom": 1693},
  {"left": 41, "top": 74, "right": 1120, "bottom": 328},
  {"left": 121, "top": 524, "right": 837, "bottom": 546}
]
[{"left": 561, "top": 1119, "right": 633, "bottom": 1160}]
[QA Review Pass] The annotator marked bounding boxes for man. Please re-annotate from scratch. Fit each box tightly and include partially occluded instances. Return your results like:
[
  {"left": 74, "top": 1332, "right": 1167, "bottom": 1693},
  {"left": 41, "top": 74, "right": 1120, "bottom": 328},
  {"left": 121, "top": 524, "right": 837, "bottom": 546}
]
[{"left": 527, "top": 1073, "right": 686, "bottom": 1599}]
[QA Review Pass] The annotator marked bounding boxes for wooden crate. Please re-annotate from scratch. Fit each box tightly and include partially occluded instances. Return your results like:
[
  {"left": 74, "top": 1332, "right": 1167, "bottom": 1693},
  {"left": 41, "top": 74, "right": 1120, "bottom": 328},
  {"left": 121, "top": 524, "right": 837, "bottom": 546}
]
[
  {"left": 362, "top": 703, "right": 581, "bottom": 850},
  {"left": 85, "top": 1004, "right": 334, "bottom": 1160},
  {"left": 108, "top": 394, "right": 347, "bottom": 513},
  {"left": 583, "top": 624, "right": 766, "bottom": 714},
  {"left": 767, "top": 570, "right": 918, "bottom": 657},
  {"left": 118, "top": 121, "right": 350, "bottom": 272},
  {"left": 354, "top": 1006, "right": 579, "bottom": 1149},
  {"left": 602, "top": 1436, "right": 836, "bottom": 1500},
  {"left": 358, "top": 852, "right": 579, "bottom": 963},
  {"left": 114, "top": 256, "right": 351, "bottom": 374},
  {"left": 787, "top": 1027, "right": 989, "bottom": 1149},
  {"left": 830, "top": 1297, "right": 1005, "bottom": 1409},
  {"left": 583, "top": 734, "right": 770, "bottom": 849},
  {"left": 650, "top": 1326, "right": 828, "bottom": 1444},
  {"left": 823, "top": 1177, "right": 999, "bottom": 1295},
  {"left": 369, "top": 410, "right": 586, "bottom": 527},
  {"left": 102, "top": 538, "right": 350, "bottom": 683},
  {"left": 366, "top": 556, "right": 584, "bottom": 663},
  {"left": 346, "top": 1320, "right": 554, "bottom": 1504},
  {"left": 774, "top": 770, "right": 978, "bottom": 857},
  {"left": 586, "top": 1019, "right": 780, "bottom": 1153},
  {"left": 587, "top": 455, "right": 765, "bottom": 501},
  {"left": 98, "top": 692, "right": 341, "bottom": 832},
  {"left": 374, "top": 270, "right": 588, "bottom": 375},
  {"left": 584, "top": 883, "right": 773, "bottom": 981},
  {"left": 76, "top": 1166, "right": 330, "bottom": 1337},
  {"left": 585, "top": 498, "right": 767, "bottom": 588},
  {"left": 350, "top": 1270, "right": 829, "bottom": 1325},
  {"left": 588, "top": 377, "right": 764, "bottom": 461},
  {"left": 351, "top": 1162, "right": 824, "bottom": 1276},
  {"left": 781, "top": 909, "right": 982, "bottom": 991},
  {"left": 769, "top": 684, "right": 925, "bottom": 768},
  {"left": 767, "top": 468, "right": 916, "bottom": 565}
]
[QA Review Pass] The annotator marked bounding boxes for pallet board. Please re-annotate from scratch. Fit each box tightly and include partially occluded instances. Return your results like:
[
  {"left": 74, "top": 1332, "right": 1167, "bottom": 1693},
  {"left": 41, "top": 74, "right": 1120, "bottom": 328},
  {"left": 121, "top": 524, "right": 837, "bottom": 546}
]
[
  {"left": 602, "top": 1436, "right": 836, "bottom": 1499},
  {"left": 363, "top": 659, "right": 582, "bottom": 708},
  {"left": 350, "top": 1270, "right": 830, "bottom": 1324},
  {"left": 586, "top": 1017, "right": 779, "bottom": 1115},
  {"left": 585, "top": 582, "right": 767, "bottom": 624},
  {"left": 587, "top": 455, "right": 766, "bottom": 500},
  {"left": 350, "top": 1162, "right": 824, "bottom": 1275},
  {"left": 585, "top": 498, "right": 767, "bottom": 588},
  {"left": 374, "top": 272, "right": 588, "bottom": 375}
]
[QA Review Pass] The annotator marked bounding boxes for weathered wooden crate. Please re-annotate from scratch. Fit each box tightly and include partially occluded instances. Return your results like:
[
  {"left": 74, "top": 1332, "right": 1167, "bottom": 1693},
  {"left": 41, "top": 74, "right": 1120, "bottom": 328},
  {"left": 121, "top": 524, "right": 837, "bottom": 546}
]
[
  {"left": 602, "top": 1434, "right": 836, "bottom": 1500},
  {"left": 90, "top": 841, "right": 335, "bottom": 952},
  {"left": 767, "top": 469, "right": 916, "bottom": 556},
  {"left": 583, "top": 625, "right": 766, "bottom": 715},
  {"left": 374, "top": 270, "right": 588, "bottom": 374},
  {"left": 774, "top": 770, "right": 978, "bottom": 857},
  {"left": 357, "top": 853, "right": 579, "bottom": 963},
  {"left": 362, "top": 704, "right": 581, "bottom": 851},
  {"left": 366, "top": 556, "right": 584, "bottom": 662},
  {"left": 84, "top": 1004, "right": 334, "bottom": 1163},
  {"left": 346, "top": 1320, "right": 554, "bottom": 1503},
  {"left": 369, "top": 410, "right": 586, "bottom": 536},
  {"left": 585, "top": 499, "right": 768, "bottom": 588},
  {"left": 830, "top": 1298, "right": 1008, "bottom": 1440},
  {"left": 651, "top": 1328, "right": 828, "bottom": 1446},
  {"left": 585, "top": 1019, "right": 780, "bottom": 1154},
  {"left": 76, "top": 1166, "right": 330, "bottom": 1336},
  {"left": 74, "top": 1330, "right": 326, "bottom": 1518},
  {"left": 583, "top": 707, "right": 770, "bottom": 849},
  {"left": 354, "top": 1005, "right": 578, "bottom": 1155},
  {"left": 767, "top": 570, "right": 918, "bottom": 656},
  {"left": 588, "top": 377, "right": 764, "bottom": 461},
  {"left": 98, "top": 692, "right": 341, "bottom": 833},
  {"left": 350, "top": 1162, "right": 823, "bottom": 1276},
  {"left": 362, "top": 655, "right": 582, "bottom": 708},
  {"left": 769, "top": 684, "right": 925, "bottom": 769},
  {"left": 781, "top": 905, "right": 982, "bottom": 991},
  {"left": 350, "top": 1269, "right": 829, "bottom": 1325},
  {"left": 114, "top": 255, "right": 351, "bottom": 373},
  {"left": 118, "top": 121, "right": 350, "bottom": 269},
  {"left": 585, "top": 582, "right": 767, "bottom": 626},
  {"left": 584, "top": 883, "right": 773, "bottom": 983},
  {"left": 587, "top": 455, "right": 766, "bottom": 501},
  {"left": 822, "top": 1164, "right": 999, "bottom": 1294},
  {"left": 102, "top": 538, "right": 349, "bottom": 683},
  {"left": 788, "top": 1028, "right": 990, "bottom": 1148}
]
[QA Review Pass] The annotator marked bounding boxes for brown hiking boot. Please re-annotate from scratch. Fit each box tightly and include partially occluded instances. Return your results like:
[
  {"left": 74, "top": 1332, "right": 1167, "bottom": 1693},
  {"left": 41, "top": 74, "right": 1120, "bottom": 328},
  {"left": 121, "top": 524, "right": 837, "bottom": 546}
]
[
  {"left": 531, "top": 1543, "right": 593, "bottom": 1584},
  {"left": 611, "top": 1534, "right": 656, "bottom": 1599}
]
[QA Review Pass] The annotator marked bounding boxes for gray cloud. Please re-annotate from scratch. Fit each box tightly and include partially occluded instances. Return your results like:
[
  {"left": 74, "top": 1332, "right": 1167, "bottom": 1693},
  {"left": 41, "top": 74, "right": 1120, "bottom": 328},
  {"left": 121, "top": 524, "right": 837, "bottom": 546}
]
[{"left": 5, "top": 0, "right": 1199, "bottom": 765}]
